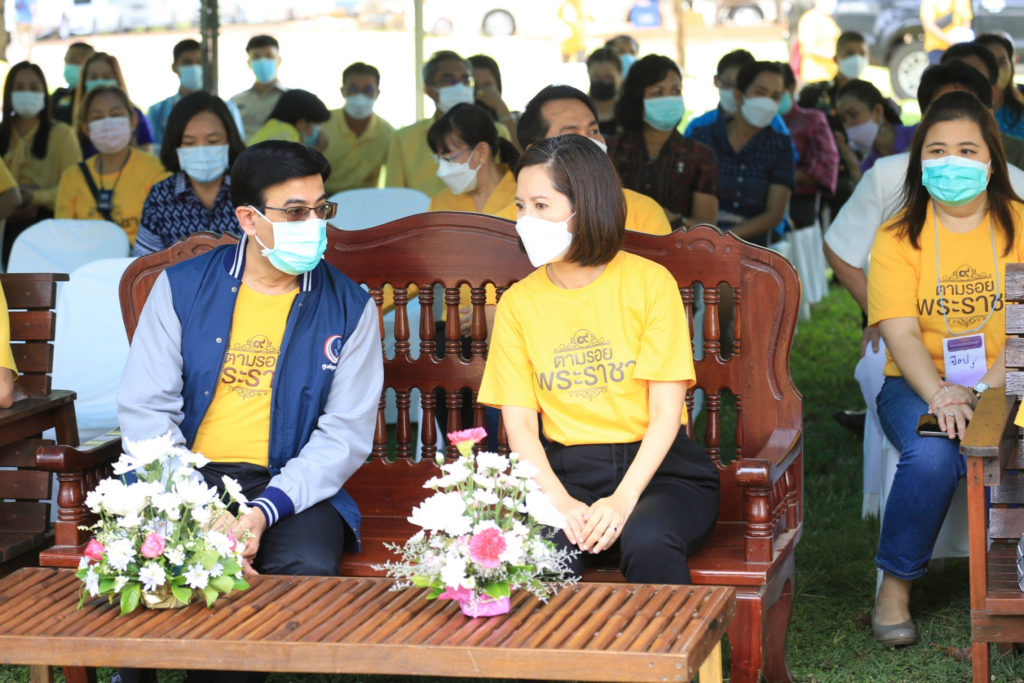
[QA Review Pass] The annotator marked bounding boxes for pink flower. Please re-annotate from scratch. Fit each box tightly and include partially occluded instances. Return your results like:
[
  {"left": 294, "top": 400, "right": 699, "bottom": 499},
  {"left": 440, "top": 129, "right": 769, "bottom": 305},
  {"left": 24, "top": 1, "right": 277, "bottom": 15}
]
[
  {"left": 448, "top": 427, "right": 487, "bottom": 457},
  {"left": 83, "top": 538, "right": 105, "bottom": 562},
  {"left": 140, "top": 532, "right": 166, "bottom": 559},
  {"left": 469, "top": 527, "right": 507, "bottom": 569},
  {"left": 228, "top": 530, "right": 238, "bottom": 553}
]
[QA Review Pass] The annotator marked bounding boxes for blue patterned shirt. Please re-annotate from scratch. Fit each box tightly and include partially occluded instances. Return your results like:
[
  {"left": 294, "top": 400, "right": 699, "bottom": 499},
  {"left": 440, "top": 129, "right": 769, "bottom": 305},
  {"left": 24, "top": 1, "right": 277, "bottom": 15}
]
[
  {"left": 134, "top": 172, "right": 240, "bottom": 256},
  {"left": 995, "top": 103, "right": 1024, "bottom": 141}
]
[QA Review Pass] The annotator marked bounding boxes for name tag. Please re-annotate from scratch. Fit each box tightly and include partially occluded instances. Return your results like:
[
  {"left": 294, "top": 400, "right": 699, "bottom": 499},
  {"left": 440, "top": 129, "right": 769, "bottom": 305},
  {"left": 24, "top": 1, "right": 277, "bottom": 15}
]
[
  {"left": 96, "top": 189, "right": 113, "bottom": 213},
  {"left": 942, "top": 333, "right": 986, "bottom": 387}
]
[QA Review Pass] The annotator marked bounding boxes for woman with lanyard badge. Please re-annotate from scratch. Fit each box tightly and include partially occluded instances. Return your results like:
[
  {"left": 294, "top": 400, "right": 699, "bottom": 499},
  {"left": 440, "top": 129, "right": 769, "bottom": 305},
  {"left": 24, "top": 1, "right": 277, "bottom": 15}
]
[
  {"left": 55, "top": 85, "right": 169, "bottom": 246},
  {"left": 867, "top": 90, "right": 1024, "bottom": 646}
]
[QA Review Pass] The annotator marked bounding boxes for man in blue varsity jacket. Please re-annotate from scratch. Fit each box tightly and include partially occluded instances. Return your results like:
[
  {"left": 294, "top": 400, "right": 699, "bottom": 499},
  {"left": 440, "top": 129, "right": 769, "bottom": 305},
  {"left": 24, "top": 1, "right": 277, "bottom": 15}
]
[{"left": 118, "top": 140, "right": 383, "bottom": 580}]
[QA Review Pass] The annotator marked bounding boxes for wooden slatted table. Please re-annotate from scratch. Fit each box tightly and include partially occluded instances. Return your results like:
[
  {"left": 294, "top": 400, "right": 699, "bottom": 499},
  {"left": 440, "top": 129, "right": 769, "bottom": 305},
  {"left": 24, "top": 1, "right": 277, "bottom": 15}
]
[{"left": 0, "top": 568, "right": 734, "bottom": 682}]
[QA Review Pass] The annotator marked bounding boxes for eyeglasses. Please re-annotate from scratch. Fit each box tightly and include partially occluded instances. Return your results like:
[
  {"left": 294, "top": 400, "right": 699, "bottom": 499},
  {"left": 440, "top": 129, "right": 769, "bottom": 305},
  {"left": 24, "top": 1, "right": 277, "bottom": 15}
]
[
  {"left": 432, "top": 148, "right": 471, "bottom": 164},
  {"left": 262, "top": 202, "right": 338, "bottom": 222}
]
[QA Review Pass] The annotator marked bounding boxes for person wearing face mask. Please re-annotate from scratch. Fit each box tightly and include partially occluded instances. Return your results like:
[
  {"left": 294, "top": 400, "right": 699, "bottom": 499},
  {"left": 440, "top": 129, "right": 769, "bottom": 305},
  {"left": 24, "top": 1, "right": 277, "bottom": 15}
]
[
  {"left": 148, "top": 39, "right": 245, "bottom": 150},
  {"left": 385, "top": 50, "right": 513, "bottom": 196},
  {"left": 469, "top": 54, "right": 522, "bottom": 153},
  {"left": 248, "top": 89, "right": 330, "bottom": 152},
  {"left": 478, "top": 134, "right": 719, "bottom": 585},
  {"left": 796, "top": 0, "right": 841, "bottom": 84},
  {"left": 230, "top": 35, "right": 288, "bottom": 141},
  {"left": 52, "top": 42, "right": 93, "bottom": 126},
  {"left": 0, "top": 61, "right": 82, "bottom": 267},
  {"left": 73, "top": 52, "right": 155, "bottom": 157},
  {"left": 975, "top": 33, "right": 1024, "bottom": 139},
  {"left": 322, "top": 62, "right": 394, "bottom": 194},
  {"left": 605, "top": 34, "right": 639, "bottom": 78},
  {"left": 866, "top": 90, "right": 1024, "bottom": 646},
  {"left": 689, "top": 61, "right": 795, "bottom": 246},
  {"left": 586, "top": 48, "right": 623, "bottom": 138},
  {"left": 55, "top": 86, "right": 169, "bottom": 245},
  {"left": 134, "top": 92, "right": 246, "bottom": 257},
  {"left": 117, "top": 142, "right": 383, "bottom": 682},
  {"left": 608, "top": 54, "right": 719, "bottom": 229},
  {"left": 836, "top": 79, "right": 912, "bottom": 178}
]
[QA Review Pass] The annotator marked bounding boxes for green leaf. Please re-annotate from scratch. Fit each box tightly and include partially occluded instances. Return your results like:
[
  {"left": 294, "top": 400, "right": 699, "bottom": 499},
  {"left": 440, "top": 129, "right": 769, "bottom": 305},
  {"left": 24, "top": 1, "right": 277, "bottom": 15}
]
[
  {"left": 210, "top": 575, "right": 235, "bottom": 594},
  {"left": 233, "top": 578, "right": 250, "bottom": 592},
  {"left": 220, "top": 558, "right": 241, "bottom": 575},
  {"left": 410, "top": 574, "right": 432, "bottom": 587},
  {"left": 202, "top": 586, "right": 218, "bottom": 607},
  {"left": 119, "top": 583, "right": 141, "bottom": 616},
  {"left": 482, "top": 581, "right": 510, "bottom": 599},
  {"left": 426, "top": 586, "right": 443, "bottom": 600},
  {"left": 197, "top": 550, "right": 220, "bottom": 570},
  {"left": 171, "top": 584, "right": 193, "bottom": 605}
]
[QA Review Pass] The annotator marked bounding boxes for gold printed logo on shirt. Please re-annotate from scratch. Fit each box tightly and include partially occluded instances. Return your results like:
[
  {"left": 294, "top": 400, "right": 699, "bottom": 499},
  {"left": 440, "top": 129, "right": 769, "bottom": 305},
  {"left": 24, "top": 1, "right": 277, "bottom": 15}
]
[
  {"left": 918, "top": 264, "right": 1003, "bottom": 328},
  {"left": 536, "top": 329, "right": 635, "bottom": 400},
  {"left": 219, "top": 334, "right": 281, "bottom": 399}
]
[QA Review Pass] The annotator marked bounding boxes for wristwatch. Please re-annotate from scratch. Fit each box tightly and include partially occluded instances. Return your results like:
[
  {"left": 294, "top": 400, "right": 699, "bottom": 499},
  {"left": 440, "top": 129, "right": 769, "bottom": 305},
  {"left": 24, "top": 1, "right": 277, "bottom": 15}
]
[{"left": 971, "top": 382, "right": 989, "bottom": 400}]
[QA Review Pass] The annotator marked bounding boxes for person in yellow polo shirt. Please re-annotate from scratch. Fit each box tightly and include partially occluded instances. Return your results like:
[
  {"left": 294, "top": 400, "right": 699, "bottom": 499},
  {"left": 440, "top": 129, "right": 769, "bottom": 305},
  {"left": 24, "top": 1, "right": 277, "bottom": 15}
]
[
  {"left": 497, "top": 84, "right": 671, "bottom": 236},
  {"left": 797, "top": 0, "right": 841, "bottom": 84},
  {"left": 323, "top": 62, "right": 394, "bottom": 194},
  {"left": 54, "top": 85, "right": 169, "bottom": 245}
]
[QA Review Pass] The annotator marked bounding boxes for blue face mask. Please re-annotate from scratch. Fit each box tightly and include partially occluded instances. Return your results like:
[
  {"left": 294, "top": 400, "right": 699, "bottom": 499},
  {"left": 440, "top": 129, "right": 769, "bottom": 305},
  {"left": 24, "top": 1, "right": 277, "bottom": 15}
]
[
  {"left": 620, "top": 53, "right": 637, "bottom": 77},
  {"left": 643, "top": 96, "right": 684, "bottom": 132},
  {"left": 251, "top": 58, "right": 277, "bottom": 84},
  {"left": 85, "top": 78, "right": 119, "bottom": 93},
  {"left": 778, "top": 92, "right": 793, "bottom": 116},
  {"left": 251, "top": 207, "right": 328, "bottom": 275},
  {"left": 921, "top": 156, "right": 991, "bottom": 206},
  {"left": 64, "top": 63, "right": 81, "bottom": 88},
  {"left": 178, "top": 64, "right": 203, "bottom": 91},
  {"left": 301, "top": 124, "right": 321, "bottom": 147},
  {"left": 177, "top": 144, "right": 229, "bottom": 183}
]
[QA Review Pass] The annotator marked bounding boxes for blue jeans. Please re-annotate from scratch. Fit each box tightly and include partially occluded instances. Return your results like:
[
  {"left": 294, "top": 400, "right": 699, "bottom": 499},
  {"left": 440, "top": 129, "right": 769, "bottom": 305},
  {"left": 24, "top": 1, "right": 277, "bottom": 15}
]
[{"left": 875, "top": 376, "right": 965, "bottom": 580}]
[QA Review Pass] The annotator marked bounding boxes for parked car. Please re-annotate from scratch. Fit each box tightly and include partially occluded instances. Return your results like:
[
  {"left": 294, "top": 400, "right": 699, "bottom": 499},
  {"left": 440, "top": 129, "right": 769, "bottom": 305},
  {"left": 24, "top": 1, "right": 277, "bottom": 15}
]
[{"left": 834, "top": 0, "right": 1024, "bottom": 99}]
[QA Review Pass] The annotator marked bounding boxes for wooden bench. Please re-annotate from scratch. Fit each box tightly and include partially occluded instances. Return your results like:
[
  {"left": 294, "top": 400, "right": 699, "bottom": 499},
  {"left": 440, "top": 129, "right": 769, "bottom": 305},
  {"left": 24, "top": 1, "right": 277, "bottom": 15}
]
[
  {"left": 959, "top": 261, "right": 1024, "bottom": 683},
  {"left": 38, "top": 213, "right": 803, "bottom": 683},
  {"left": 0, "top": 273, "right": 78, "bottom": 576}
]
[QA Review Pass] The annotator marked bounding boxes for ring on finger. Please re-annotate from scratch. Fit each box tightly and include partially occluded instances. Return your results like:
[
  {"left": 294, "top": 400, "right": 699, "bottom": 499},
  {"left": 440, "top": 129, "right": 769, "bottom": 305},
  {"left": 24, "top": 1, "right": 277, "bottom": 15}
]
[{"left": 609, "top": 525, "right": 618, "bottom": 533}]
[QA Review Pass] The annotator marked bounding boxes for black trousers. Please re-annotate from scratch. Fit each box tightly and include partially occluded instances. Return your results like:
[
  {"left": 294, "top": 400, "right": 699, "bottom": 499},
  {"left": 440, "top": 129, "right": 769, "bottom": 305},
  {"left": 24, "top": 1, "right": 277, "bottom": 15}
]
[
  {"left": 117, "top": 463, "right": 348, "bottom": 683},
  {"left": 546, "top": 430, "right": 720, "bottom": 584}
]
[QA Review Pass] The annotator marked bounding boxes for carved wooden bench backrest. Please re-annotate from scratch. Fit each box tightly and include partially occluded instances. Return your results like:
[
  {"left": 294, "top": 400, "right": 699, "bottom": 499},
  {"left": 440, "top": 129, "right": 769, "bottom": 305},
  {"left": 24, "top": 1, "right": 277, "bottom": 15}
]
[{"left": 995, "top": 263, "right": 1024, "bottom": 543}]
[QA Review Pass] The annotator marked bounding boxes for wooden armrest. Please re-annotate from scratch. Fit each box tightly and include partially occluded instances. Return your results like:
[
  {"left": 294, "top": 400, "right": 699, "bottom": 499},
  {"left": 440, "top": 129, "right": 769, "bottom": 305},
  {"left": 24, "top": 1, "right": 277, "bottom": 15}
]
[
  {"left": 960, "top": 388, "right": 1019, "bottom": 487},
  {"left": 35, "top": 431, "right": 122, "bottom": 473},
  {"left": 735, "top": 428, "right": 802, "bottom": 488}
]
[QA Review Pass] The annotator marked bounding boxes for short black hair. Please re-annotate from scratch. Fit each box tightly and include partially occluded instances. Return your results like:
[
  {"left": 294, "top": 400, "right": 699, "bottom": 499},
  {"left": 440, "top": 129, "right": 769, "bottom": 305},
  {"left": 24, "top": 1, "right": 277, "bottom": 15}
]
[
  {"left": 518, "top": 85, "right": 597, "bottom": 149},
  {"left": 468, "top": 54, "right": 502, "bottom": 93},
  {"left": 736, "top": 61, "right": 784, "bottom": 93},
  {"left": 780, "top": 62, "right": 796, "bottom": 90},
  {"left": 342, "top": 61, "right": 380, "bottom": 86},
  {"left": 717, "top": 49, "right": 755, "bottom": 76},
  {"left": 423, "top": 50, "right": 470, "bottom": 86},
  {"left": 940, "top": 41, "right": 1000, "bottom": 85},
  {"left": 917, "top": 61, "right": 993, "bottom": 110},
  {"left": 266, "top": 89, "right": 330, "bottom": 127},
  {"left": 615, "top": 54, "right": 681, "bottom": 131},
  {"left": 586, "top": 47, "right": 621, "bottom": 73},
  {"left": 230, "top": 141, "right": 331, "bottom": 208},
  {"left": 173, "top": 39, "right": 200, "bottom": 63},
  {"left": 605, "top": 34, "right": 639, "bottom": 53},
  {"left": 836, "top": 31, "right": 866, "bottom": 52},
  {"left": 160, "top": 91, "right": 246, "bottom": 172},
  {"left": 68, "top": 42, "right": 93, "bottom": 52},
  {"left": 245, "top": 35, "right": 279, "bottom": 52}
]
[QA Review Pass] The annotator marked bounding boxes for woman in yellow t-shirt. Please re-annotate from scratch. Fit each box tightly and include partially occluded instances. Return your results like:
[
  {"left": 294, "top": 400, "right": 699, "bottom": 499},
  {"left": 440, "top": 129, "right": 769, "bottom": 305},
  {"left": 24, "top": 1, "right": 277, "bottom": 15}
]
[
  {"left": 248, "top": 89, "right": 330, "bottom": 152},
  {"left": 867, "top": 91, "right": 1024, "bottom": 646},
  {"left": 478, "top": 134, "right": 719, "bottom": 584},
  {"left": 55, "top": 85, "right": 170, "bottom": 245}
]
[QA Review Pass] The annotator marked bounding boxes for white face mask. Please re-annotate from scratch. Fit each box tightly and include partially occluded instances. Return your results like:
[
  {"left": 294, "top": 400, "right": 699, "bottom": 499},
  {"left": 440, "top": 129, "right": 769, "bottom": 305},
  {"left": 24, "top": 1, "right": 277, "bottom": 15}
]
[
  {"left": 845, "top": 118, "right": 880, "bottom": 155},
  {"left": 588, "top": 136, "right": 608, "bottom": 154},
  {"left": 437, "top": 83, "right": 474, "bottom": 114},
  {"left": 719, "top": 88, "right": 738, "bottom": 114},
  {"left": 436, "top": 152, "right": 479, "bottom": 195},
  {"left": 515, "top": 212, "right": 575, "bottom": 268},
  {"left": 837, "top": 54, "right": 868, "bottom": 80},
  {"left": 11, "top": 90, "right": 44, "bottom": 118},
  {"left": 88, "top": 116, "right": 132, "bottom": 154},
  {"left": 741, "top": 96, "right": 778, "bottom": 128},
  {"left": 344, "top": 93, "right": 374, "bottom": 120}
]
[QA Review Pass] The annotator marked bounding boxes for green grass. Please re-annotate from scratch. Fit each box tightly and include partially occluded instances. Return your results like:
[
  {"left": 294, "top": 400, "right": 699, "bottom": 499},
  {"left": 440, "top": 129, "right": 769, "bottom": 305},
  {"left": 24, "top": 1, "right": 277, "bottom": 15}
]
[{"left": 4, "top": 284, "right": 1024, "bottom": 682}]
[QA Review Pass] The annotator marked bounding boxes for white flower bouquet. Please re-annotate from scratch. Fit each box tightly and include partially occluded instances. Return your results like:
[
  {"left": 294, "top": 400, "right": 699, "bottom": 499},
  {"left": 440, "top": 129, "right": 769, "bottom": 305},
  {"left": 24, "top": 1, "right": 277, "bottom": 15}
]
[
  {"left": 75, "top": 432, "right": 251, "bottom": 615},
  {"left": 375, "top": 428, "right": 578, "bottom": 617}
]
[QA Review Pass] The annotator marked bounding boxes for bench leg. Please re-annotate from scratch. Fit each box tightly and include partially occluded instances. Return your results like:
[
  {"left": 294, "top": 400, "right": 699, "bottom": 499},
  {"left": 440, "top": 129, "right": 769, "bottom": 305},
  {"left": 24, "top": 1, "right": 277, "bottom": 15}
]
[
  {"left": 726, "top": 557, "right": 795, "bottom": 683},
  {"left": 698, "top": 642, "right": 723, "bottom": 683},
  {"left": 61, "top": 666, "right": 96, "bottom": 683},
  {"left": 971, "top": 641, "right": 989, "bottom": 683},
  {"left": 28, "top": 666, "right": 52, "bottom": 683},
  {"left": 762, "top": 574, "right": 795, "bottom": 683}
]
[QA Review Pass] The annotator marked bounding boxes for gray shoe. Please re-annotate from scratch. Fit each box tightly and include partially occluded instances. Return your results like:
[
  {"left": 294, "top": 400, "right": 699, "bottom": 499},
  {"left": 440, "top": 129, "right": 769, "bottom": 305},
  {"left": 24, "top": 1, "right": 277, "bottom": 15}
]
[{"left": 871, "top": 609, "right": 918, "bottom": 646}]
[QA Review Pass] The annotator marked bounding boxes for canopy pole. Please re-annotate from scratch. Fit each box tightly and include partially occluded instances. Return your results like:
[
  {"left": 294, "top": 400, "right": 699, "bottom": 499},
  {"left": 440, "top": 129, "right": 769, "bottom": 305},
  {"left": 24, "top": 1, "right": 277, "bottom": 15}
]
[
  {"left": 414, "top": 0, "right": 425, "bottom": 121},
  {"left": 200, "top": 0, "right": 220, "bottom": 94}
]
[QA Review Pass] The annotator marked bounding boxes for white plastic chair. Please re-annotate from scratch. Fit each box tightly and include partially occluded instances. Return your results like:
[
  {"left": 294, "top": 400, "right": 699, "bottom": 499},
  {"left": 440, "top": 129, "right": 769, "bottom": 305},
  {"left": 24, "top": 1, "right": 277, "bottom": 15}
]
[
  {"left": 8, "top": 219, "right": 129, "bottom": 274},
  {"left": 49, "top": 258, "right": 135, "bottom": 442},
  {"left": 327, "top": 188, "right": 431, "bottom": 231}
]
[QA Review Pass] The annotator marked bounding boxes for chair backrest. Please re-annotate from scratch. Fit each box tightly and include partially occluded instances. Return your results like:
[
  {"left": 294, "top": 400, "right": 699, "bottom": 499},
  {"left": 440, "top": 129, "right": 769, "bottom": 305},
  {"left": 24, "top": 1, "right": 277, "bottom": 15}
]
[
  {"left": 1, "top": 273, "right": 67, "bottom": 401},
  {"left": 995, "top": 263, "right": 1024, "bottom": 544},
  {"left": 327, "top": 188, "right": 431, "bottom": 231},
  {"left": 8, "top": 219, "right": 129, "bottom": 274},
  {"left": 52, "top": 258, "right": 135, "bottom": 441}
]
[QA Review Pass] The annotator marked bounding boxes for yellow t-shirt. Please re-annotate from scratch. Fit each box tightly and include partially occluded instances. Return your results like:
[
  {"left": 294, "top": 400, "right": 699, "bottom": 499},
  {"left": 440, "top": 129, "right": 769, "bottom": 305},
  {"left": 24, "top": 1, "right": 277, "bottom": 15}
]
[
  {"left": 4, "top": 121, "right": 82, "bottom": 210},
  {"left": 323, "top": 110, "right": 395, "bottom": 194},
  {"left": 247, "top": 118, "right": 301, "bottom": 146},
  {"left": 868, "top": 202, "right": 1024, "bottom": 377},
  {"left": 0, "top": 284, "right": 18, "bottom": 375},
  {"left": 495, "top": 187, "right": 671, "bottom": 236},
  {"left": 479, "top": 250, "right": 694, "bottom": 445},
  {"left": 797, "top": 9, "right": 841, "bottom": 83},
  {"left": 0, "top": 157, "right": 16, "bottom": 196},
  {"left": 429, "top": 167, "right": 516, "bottom": 214},
  {"left": 385, "top": 116, "right": 512, "bottom": 197},
  {"left": 54, "top": 149, "right": 169, "bottom": 245},
  {"left": 192, "top": 284, "right": 298, "bottom": 467},
  {"left": 921, "top": 0, "right": 973, "bottom": 52}
]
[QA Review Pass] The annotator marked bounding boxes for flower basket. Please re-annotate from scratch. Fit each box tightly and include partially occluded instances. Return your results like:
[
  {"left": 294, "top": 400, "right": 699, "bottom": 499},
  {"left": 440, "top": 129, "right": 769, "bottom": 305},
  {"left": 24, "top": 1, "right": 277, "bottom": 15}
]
[{"left": 374, "top": 428, "right": 578, "bottom": 616}]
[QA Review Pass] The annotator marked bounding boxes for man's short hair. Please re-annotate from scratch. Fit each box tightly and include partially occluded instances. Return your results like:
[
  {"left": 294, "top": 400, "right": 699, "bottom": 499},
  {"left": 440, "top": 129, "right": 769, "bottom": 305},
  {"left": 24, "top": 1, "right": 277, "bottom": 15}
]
[
  {"left": 230, "top": 141, "right": 331, "bottom": 208},
  {"left": 517, "top": 85, "right": 597, "bottom": 149},
  {"left": 717, "top": 49, "right": 755, "bottom": 76},
  {"left": 736, "top": 61, "right": 784, "bottom": 93},
  {"left": 605, "top": 34, "right": 639, "bottom": 53},
  {"left": 342, "top": 61, "right": 381, "bottom": 86},
  {"left": 836, "top": 31, "right": 866, "bottom": 52},
  {"left": 586, "top": 47, "right": 622, "bottom": 73},
  {"left": 173, "top": 39, "right": 201, "bottom": 63},
  {"left": 68, "top": 41, "right": 93, "bottom": 53},
  {"left": 918, "top": 61, "right": 994, "bottom": 110},
  {"left": 515, "top": 135, "right": 624, "bottom": 267},
  {"left": 422, "top": 50, "right": 470, "bottom": 86},
  {"left": 246, "top": 35, "right": 279, "bottom": 52},
  {"left": 940, "top": 41, "right": 1000, "bottom": 85},
  {"left": 780, "top": 62, "right": 797, "bottom": 90}
]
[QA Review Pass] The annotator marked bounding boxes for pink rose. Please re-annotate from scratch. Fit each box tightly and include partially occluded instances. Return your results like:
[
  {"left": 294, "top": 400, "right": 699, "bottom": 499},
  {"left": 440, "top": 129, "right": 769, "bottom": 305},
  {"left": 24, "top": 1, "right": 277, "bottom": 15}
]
[
  {"left": 447, "top": 427, "right": 487, "bottom": 446},
  {"left": 469, "top": 527, "right": 507, "bottom": 569},
  {"left": 83, "top": 538, "right": 105, "bottom": 562},
  {"left": 140, "top": 532, "right": 166, "bottom": 559}
]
